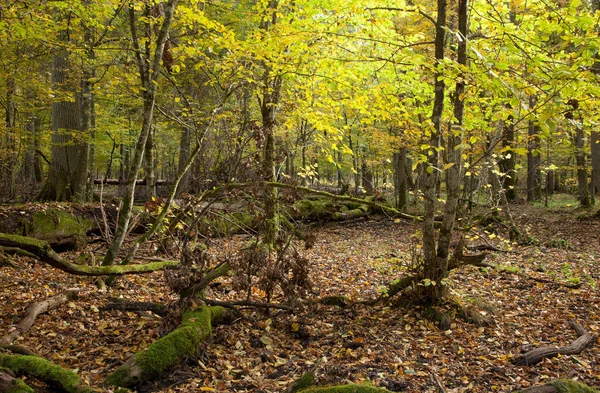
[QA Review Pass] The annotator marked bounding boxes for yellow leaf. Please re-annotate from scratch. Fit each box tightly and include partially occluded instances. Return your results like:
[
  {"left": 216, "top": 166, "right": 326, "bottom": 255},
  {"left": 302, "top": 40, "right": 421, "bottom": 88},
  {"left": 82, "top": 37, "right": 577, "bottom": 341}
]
[{"left": 200, "top": 387, "right": 215, "bottom": 391}]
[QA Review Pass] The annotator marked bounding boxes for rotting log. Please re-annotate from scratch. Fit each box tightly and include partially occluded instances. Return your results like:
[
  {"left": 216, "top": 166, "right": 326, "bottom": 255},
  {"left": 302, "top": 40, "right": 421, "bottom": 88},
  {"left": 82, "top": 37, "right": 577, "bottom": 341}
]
[
  {"left": 512, "top": 321, "right": 597, "bottom": 366},
  {"left": 515, "top": 379, "right": 599, "bottom": 393},
  {"left": 1, "top": 289, "right": 80, "bottom": 346},
  {"left": 0, "top": 233, "right": 179, "bottom": 276},
  {"left": 0, "top": 369, "right": 34, "bottom": 393},
  {"left": 0, "top": 353, "right": 95, "bottom": 393},
  {"left": 107, "top": 305, "right": 235, "bottom": 387}
]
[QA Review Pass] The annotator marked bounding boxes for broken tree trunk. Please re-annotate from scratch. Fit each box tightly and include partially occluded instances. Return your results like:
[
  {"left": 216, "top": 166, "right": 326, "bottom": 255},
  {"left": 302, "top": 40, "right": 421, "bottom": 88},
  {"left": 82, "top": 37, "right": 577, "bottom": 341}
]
[
  {"left": 512, "top": 321, "right": 597, "bottom": 366},
  {"left": 0, "top": 233, "right": 178, "bottom": 276},
  {"left": 107, "top": 305, "right": 235, "bottom": 387},
  {"left": 0, "top": 353, "right": 95, "bottom": 393},
  {"left": 1, "top": 289, "right": 79, "bottom": 346}
]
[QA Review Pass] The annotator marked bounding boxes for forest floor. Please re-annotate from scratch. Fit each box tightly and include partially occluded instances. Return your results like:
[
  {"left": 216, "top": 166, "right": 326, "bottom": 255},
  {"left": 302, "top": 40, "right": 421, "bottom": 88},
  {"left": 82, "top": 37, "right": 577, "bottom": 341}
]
[{"left": 1, "top": 198, "right": 599, "bottom": 393}]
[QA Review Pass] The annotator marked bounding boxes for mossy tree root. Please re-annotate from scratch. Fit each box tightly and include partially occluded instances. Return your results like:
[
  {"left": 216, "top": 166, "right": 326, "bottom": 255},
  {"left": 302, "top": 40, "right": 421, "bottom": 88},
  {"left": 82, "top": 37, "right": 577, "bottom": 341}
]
[
  {"left": 0, "top": 369, "right": 34, "bottom": 393},
  {"left": 298, "top": 385, "right": 392, "bottom": 393},
  {"left": 0, "top": 353, "right": 95, "bottom": 393},
  {"left": 516, "top": 379, "right": 599, "bottom": 393},
  {"left": 0, "top": 233, "right": 179, "bottom": 276},
  {"left": 107, "top": 305, "right": 234, "bottom": 387}
]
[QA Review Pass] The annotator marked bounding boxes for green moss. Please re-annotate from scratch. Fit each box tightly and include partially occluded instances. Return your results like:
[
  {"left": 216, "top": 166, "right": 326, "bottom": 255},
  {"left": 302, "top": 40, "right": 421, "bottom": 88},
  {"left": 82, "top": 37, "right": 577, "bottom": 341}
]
[
  {"left": 0, "top": 353, "right": 95, "bottom": 393},
  {"left": 289, "top": 372, "right": 315, "bottom": 392},
  {"left": 299, "top": 384, "right": 391, "bottom": 393},
  {"left": 30, "top": 210, "right": 92, "bottom": 249},
  {"left": 5, "top": 378, "right": 34, "bottom": 393},
  {"left": 548, "top": 379, "right": 599, "bottom": 393},
  {"left": 108, "top": 306, "right": 227, "bottom": 387}
]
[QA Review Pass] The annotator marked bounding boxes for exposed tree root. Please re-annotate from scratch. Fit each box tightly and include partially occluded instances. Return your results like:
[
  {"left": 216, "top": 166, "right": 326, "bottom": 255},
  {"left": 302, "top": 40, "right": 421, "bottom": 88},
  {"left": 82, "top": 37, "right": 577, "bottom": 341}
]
[
  {"left": 512, "top": 321, "right": 597, "bottom": 366},
  {"left": 107, "top": 305, "right": 235, "bottom": 387},
  {"left": 1, "top": 289, "right": 80, "bottom": 346},
  {"left": 516, "top": 379, "right": 599, "bottom": 392},
  {"left": 0, "top": 368, "right": 34, "bottom": 393},
  {"left": 0, "top": 353, "right": 95, "bottom": 393},
  {"left": 0, "top": 233, "right": 179, "bottom": 276}
]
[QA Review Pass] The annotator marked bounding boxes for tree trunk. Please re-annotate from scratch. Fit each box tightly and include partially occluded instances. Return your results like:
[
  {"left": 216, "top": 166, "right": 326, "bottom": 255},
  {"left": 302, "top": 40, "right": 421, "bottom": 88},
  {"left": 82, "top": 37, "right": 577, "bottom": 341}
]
[
  {"left": 362, "top": 160, "right": 373, "bottom": 194},
  {"left": 592, "top": 131, "right": 600, "bottom": 200},
  {"left": 102, "top": 0, "right": 179, "bottom": 267},
  {"left": 176, "top": 126, "right": 192, "bottom": 196},
  {"left": 2, "top": 77, "right": 17, "bottom": 200},
  {"left": 527, "top": 98, "right": 541, "bottom": 202},
  {"left": 498, "top": 115, "right": 517, "bottom": 202},
  {"left": 575, "top": 124, "right": 591, "bottom": 206},
  {"left": 38, "top": 49, "right": 89, "bottom": 202},
  {"left": 393, "top": 149, "right": 408, "bottom": 210},
  {"left": 143, "top": 126, "right": 156, "bottom": 200},
  {"left": 420, "top": 0, "right": 448, "bottom": 305}
]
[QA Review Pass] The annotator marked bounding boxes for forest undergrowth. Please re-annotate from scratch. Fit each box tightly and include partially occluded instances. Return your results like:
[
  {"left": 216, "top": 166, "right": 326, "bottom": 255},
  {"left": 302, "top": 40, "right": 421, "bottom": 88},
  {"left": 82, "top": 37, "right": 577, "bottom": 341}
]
[{"left": 1, "top": 203, "right": 599, "bottom": 393}]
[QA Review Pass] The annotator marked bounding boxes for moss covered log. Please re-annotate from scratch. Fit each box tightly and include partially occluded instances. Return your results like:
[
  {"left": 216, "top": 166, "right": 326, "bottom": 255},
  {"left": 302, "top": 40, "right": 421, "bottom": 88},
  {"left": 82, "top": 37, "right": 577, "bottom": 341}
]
[
  {"left": 0, "top": 353, "right": 95, "bottom": 393},
  {"left": 0, "top": 233, "right": 178, "bottom": 276},
  {"left": 517, "top": 379, "right": 599, "bottom": 393},
  {"left": 298, "top": 384, "right": 391, "bottom": 393},
  {"left": 107, "top": 305, "right": 233, "bottom": 387}
]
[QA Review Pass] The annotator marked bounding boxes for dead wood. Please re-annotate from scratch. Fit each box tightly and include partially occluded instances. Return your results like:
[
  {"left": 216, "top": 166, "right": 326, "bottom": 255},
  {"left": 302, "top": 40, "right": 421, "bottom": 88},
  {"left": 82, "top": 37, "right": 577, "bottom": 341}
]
[
  {"left": 1, "top": 289, "right": 80, "bottom": 346},
  {"left": 102, "top": 298, "right": 168, "bottom": 316},
  {"left": 0, "top": 233, "right": 179, "bottom": 276},
  {"left": 204, "top": 298, "right": 294, "bottom": 310},
  {"left": 512, "top": 321, "right": 597, "bottom": 366}
]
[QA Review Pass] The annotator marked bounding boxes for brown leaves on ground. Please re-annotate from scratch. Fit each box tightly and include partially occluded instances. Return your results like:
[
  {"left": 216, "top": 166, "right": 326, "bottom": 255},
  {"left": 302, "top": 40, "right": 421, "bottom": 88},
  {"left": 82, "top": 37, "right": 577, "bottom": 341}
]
[{"left": 1, "top": 204, "right": 599, "bottom": 392}]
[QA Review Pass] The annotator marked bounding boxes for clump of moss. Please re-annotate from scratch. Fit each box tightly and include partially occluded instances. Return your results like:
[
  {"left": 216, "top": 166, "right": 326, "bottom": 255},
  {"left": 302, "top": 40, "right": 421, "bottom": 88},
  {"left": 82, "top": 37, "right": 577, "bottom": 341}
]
[
  {"left": 547, "top": 379, "right": 598, "bottom": 393},
  {"left": 299, "top": 385, "right": 391, "bottom": 393},
  {"left": 108, "top": 306, "right": 227, "bottom": 387},
  {"left": 289, "top": 371, "right": 316, "bottom": 392},
  {"left": 30, "top": 210, "right": 92, "bottom": 249},
  {"left": 0, "top": 354, "right": 94, "bottom": 393}
]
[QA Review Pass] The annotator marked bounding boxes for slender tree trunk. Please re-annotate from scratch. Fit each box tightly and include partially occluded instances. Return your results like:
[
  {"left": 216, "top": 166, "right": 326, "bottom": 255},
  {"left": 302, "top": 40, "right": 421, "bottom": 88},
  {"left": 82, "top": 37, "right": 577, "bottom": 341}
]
[
  {"left": 498, "top": 115, "right": 517, "bottom": 202},
  {"left": 591, "top": 131, "right": 600, "bottom": 200},
  {"left": 527, "top": 97, "right": 541, "bottom": 202},
  {"left": 420, "top": 0, "right": 448, "bottom": 305},
  {"left": 102, "top": 0, "right": 179, "bottom": 267},
  {"left": 393, "top": 149, "right": 408, "bottom": 210},
  {"left": 3, "top": 77, "right": 17, "bottom": 200},
  {"left": 575, "top": 125, "right": 591, "bottom": 206},
  {"left": 143, "top": 127, "right": 156, "bottom": 199},
  {"left": 176, "top": 126, "right": 191, "bottom": 196}
]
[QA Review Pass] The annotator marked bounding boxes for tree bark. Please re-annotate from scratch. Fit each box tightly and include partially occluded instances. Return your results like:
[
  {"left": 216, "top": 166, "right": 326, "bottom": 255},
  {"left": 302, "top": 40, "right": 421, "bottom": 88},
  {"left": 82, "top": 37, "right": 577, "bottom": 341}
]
[
  {"left": 393, "top": 149, "right": 408, "bottom": 210},
  {"left": 512, "top": 321, "right": 596, "bottom": 366},
  {"left": 38, "top": 44, "right": 88, "bottom": 202},
  {"left": 498, "top": 115, "right": 517, "bottom": 202},
  {"left": 1, "top": 289, "right": 80, "bottom": 346},
  {"left": 575, "top": 124, "right": 591, "bottom": 206},
  {"left": 527, "top": 98, "right": 541, "bottom": 202}
]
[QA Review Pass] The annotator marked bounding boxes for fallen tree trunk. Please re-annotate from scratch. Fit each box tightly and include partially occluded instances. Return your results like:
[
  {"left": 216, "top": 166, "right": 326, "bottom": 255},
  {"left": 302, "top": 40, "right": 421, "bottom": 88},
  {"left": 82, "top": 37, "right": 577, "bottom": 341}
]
[
  {"left": 515, "top": 379, "right": 599, "bottom": 392},
  {"left": 0, "top": 369, "right": 34, "bottom": 393},
  {"left": 0, "top": 353, "right": 95, "bottom": 393},
  {"left": 0, "top": 233, "right": 178, "bottom": 276},
  {"left": 1, "top": 289, "right": 79, "bottom": 346},
  {"left": 107, "top": 305, "right": 235, "bottom": 387},
  {"left": 512, "top": 321, "right": 597, "bottom": 366}
]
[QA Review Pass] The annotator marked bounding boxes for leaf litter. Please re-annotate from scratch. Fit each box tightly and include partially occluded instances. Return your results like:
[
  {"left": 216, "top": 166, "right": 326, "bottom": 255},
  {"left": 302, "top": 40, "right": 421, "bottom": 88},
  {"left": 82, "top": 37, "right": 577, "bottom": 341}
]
[{"left": 0, "top": 204, "right": 599, "bottom": 392}]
